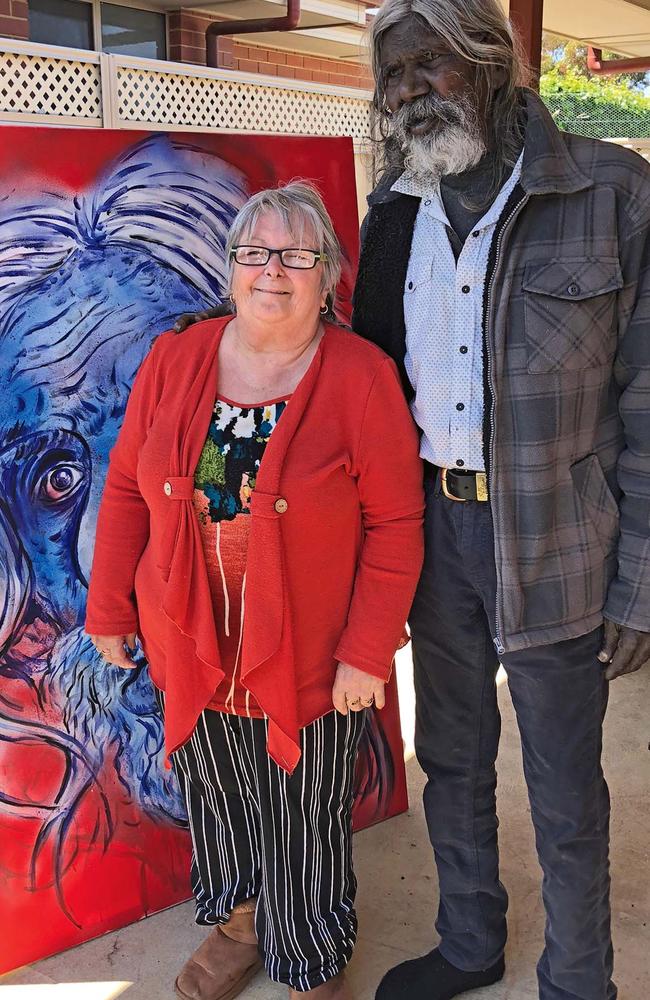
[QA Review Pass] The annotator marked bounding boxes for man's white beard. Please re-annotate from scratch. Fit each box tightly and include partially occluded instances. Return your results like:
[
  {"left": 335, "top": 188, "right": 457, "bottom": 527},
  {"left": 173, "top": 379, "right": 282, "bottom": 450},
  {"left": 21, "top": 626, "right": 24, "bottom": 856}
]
[
  {"left": 390, "top": 92, "right": 487, "bottom": 182},
  {"left": 402, "top": 122, "right": 486, "bottom": 181}
]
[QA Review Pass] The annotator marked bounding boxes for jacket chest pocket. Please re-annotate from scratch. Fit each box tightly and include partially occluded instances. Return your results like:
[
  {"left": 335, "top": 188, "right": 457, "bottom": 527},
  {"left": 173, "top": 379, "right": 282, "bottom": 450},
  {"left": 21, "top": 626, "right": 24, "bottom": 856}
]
[{"left": 522, "top": 258, "right": 622, "bottom": 373}]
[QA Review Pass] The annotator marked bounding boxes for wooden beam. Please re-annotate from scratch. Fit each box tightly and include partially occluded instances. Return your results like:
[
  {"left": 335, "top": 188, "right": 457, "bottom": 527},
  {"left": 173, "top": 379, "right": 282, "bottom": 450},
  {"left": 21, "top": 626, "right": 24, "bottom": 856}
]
[{"left": 509, "top": 0, "right": 544, "bottom": 85}]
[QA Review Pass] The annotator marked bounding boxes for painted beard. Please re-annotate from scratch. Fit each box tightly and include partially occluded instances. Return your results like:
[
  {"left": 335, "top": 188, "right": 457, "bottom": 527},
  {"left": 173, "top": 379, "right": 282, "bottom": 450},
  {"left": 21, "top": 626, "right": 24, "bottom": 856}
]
[{"left": 391, "top": 92, "right": 487, "bottom": 181}]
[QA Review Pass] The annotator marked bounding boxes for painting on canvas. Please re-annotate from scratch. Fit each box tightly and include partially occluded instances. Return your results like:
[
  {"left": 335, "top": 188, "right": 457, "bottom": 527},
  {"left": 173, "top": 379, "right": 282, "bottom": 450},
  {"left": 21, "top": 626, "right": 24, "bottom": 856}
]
[{"left": 0, "top": 127, "right": 408, "bottom": 972}]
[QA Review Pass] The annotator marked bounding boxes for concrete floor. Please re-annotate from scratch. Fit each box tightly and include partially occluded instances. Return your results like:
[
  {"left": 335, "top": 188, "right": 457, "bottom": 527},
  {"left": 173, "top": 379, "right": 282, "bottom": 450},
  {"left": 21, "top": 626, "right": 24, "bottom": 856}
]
[{"left": 2, "top": 652, "right": 649, "bottom": 1000}]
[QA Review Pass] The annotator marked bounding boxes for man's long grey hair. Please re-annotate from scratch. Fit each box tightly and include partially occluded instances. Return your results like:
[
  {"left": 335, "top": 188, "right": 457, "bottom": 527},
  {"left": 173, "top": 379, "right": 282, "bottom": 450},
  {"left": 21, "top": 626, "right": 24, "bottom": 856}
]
[{"left": 368, "top": 0, "right": 530, "bottom": 204}]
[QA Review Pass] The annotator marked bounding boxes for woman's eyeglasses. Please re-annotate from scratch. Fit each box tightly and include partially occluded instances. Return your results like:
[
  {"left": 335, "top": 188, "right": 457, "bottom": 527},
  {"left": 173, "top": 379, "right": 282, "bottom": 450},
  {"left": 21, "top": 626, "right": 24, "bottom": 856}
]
[{"left": 230, "top": 246, "right": 327, "bottom": 270}]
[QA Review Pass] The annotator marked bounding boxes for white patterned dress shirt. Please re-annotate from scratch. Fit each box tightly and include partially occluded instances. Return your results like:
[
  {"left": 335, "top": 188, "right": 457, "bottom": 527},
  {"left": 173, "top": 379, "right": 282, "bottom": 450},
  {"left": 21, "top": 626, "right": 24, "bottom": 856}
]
[{"left": 392, "top": 152, "right": 524, "bottom": 472}]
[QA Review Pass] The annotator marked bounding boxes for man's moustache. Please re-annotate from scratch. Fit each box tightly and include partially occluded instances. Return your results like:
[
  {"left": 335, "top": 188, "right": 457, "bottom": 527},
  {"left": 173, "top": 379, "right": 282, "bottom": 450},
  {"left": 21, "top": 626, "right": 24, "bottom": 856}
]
[{"left": 393, "top": 96, "right": 469, "bottom": 131}]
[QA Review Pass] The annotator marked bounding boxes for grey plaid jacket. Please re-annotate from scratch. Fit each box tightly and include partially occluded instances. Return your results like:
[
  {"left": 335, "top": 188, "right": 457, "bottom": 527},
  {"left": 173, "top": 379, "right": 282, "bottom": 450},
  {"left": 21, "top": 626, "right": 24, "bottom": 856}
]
[{"left": 352, "top": 90, "right": 650, "bottom": 652}]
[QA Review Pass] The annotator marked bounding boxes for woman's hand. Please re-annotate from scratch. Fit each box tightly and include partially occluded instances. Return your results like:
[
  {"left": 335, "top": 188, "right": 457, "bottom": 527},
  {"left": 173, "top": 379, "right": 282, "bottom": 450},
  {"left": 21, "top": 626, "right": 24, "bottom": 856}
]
[
  {"left": 89, "top": 633, "right": 138, "bottom": 669},
  {"left": 332, "top": 661, "right": 386, "bottom": 715},
  {"left": 174, "top": 303, "right": 232, "bottom": 334}
]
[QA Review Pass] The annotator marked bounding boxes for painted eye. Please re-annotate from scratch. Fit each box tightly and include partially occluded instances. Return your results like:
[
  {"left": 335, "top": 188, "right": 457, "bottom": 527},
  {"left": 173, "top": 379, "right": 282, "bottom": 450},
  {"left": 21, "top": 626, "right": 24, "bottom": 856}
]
[{"left": 38, "top": 464, "right": 84, "bottom": 502}]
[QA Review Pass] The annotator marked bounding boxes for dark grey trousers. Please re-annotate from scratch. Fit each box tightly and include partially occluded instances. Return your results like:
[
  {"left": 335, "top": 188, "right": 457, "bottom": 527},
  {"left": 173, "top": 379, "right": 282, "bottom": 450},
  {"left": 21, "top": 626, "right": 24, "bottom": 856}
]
[{"left": 409, "top": 473, "right": 616, "bottom": 1000}]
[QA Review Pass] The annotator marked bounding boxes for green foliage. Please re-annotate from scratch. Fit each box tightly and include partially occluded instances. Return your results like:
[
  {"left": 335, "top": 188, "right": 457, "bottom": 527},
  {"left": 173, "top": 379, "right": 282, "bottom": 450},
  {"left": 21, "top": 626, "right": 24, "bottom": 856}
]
[
  {"left": 541, "top": 32, "right": 647, "bottom": 88},
  {"left": 540, "top": 67, "right": 650, "bottom": 138}
]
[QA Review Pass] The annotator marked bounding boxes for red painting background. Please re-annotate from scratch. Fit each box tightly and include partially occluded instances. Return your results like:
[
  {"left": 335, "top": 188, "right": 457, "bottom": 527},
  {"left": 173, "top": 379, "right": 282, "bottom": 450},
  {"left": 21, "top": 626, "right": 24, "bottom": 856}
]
[{"left": 0, "top": 128, "right": 407, "bottom": 974}]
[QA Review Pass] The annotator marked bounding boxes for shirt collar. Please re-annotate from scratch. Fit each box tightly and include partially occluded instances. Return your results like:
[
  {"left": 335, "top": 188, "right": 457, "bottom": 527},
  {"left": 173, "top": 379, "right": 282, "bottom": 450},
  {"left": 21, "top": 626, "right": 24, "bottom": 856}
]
[
  {"left": 390, "top": 150, "right": 524, "bottom": 232},
  {"left": 390, "top": 173, "right": 435, "bottom": 200},
  {"left": 391, "top": 173, "right": 449, "bottom": 225}
]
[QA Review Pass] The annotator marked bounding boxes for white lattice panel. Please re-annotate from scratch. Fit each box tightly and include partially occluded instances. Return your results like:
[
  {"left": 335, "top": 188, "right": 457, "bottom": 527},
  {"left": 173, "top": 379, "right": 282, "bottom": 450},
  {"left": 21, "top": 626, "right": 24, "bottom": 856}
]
[
  {"left": 0, "top": 50, "right": 101, "bottom": 119},
  {"left": 116, "top": 67, "right": 371, "bottom": 137}
]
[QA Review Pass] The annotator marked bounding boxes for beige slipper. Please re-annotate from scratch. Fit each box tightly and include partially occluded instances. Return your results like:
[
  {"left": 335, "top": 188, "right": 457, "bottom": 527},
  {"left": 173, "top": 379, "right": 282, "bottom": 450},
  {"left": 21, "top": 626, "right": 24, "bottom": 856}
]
[{"left": 175, "top": 904, "right": 262, "bottom": 1000}]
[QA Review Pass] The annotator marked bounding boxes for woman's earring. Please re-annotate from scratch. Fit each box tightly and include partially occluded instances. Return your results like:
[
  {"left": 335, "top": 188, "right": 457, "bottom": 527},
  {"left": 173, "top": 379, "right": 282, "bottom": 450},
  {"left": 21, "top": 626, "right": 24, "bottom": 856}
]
[
  {"left": 320, "top": 304, "right": 328, "bottom": 315},
  {"left": 229, "top": 294, "right": 236, "bottom": 306}
]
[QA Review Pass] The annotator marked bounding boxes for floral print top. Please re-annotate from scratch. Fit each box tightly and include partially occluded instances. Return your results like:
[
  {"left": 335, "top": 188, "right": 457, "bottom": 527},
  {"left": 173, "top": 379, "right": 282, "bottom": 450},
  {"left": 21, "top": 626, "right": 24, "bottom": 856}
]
[{"left": 193, "top": 396, "right": 288, "bottom": 717}]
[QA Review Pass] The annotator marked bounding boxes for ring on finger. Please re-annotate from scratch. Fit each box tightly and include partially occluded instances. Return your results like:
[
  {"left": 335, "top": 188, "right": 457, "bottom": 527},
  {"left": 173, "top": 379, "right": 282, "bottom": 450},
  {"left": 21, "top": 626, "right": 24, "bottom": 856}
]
[
  {"left": 346, "top": 696, "right": 362, "bottom": 706},
  {"left": 361, "top": 696, "right": 374, "bottom": 707}
]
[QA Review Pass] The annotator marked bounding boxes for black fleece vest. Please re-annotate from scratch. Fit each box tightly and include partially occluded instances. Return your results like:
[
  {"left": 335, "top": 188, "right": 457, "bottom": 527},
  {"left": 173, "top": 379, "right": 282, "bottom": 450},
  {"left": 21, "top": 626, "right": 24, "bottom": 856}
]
[{"left": 351, "top": 193, "right": 420, "bottom": 400}]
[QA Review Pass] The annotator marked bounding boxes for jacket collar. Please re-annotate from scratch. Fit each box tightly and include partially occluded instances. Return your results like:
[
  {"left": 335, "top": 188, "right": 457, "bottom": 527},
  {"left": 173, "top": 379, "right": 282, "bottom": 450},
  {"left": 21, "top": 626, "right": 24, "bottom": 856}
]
[
  {"left": 519, "top": 89, "right": 593, "bottom": 195},
  {"left": 367, "top": 88, "right": 593, "bottom": 208}
]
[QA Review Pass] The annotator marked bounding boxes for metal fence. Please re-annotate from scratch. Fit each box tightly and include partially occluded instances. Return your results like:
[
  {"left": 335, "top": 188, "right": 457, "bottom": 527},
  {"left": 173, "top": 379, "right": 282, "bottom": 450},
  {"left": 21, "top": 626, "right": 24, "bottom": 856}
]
[{"left": 544, "top": 92, "right": 650, "bottom": 145}]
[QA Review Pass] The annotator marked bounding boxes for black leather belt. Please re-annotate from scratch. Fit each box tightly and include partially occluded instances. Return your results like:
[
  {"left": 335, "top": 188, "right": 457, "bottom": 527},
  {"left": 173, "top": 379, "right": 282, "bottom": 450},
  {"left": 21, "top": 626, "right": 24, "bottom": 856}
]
[{"left": 425, "top": 462, "right": 489, "bottom": 502}]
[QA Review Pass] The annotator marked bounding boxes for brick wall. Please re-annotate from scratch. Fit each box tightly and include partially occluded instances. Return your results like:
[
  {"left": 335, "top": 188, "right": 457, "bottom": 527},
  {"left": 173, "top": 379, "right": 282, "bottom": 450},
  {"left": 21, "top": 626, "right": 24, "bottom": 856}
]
[
  {"left": 0, "top": 0, "right": 29, "bottom": 40},
  {"left": 168, "top": 9, "right": 210, "bottom": 65},
  {"left": 229, "top": 40, "right": 372, "bottom": 89},
  {"left": 169, "top": 9, "right": 371, "bottom": 90}
]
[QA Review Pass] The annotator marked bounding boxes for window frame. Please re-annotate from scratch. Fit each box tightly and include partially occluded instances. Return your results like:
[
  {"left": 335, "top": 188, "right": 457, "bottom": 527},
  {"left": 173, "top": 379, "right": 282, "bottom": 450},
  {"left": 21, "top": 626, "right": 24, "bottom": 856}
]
[
  {"left": 30, "top": 0, "right": 170, "bottom": 59},
  {"left": 96, "top": 0, "right": 169, "bottom": 61},
  {"left": 29, "top": 0, "right": 97, "bottom": 52}
]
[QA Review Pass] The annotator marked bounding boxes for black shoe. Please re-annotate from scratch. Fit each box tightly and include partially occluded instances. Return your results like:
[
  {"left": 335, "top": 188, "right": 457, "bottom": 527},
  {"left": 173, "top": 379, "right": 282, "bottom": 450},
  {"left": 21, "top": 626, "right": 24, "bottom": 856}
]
[{"left": 375, "top": 947, "right": 505, "bottom": 1000}]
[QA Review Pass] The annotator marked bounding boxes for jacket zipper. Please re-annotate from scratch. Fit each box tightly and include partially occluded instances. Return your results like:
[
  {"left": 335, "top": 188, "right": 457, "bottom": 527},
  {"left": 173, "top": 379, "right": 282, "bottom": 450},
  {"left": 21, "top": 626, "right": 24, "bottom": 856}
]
[{"left": 484, "top": 191, "right": 530, "bottom": 656}]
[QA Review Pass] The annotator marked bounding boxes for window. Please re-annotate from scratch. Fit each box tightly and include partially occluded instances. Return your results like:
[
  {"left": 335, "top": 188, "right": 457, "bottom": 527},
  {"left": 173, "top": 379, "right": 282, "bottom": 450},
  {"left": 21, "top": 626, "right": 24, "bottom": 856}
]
[
  {"left": 29, "top": 0, "right": 94, "bottom": 50},
  {"left": 101, "top": 3, "right": 166, "bottom": 59},
  {"left": 28, "top": 0, "right": 167, "bottom": 60}
]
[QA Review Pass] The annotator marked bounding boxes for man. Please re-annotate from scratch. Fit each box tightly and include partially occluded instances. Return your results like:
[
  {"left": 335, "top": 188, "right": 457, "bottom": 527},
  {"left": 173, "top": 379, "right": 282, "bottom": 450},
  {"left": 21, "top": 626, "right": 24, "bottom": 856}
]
[
  {"left": 352, "top": 2, "right": 650, "bottom": 999},
  {"left": 176, "top": 2, "right": 650, "bottom": 996}
]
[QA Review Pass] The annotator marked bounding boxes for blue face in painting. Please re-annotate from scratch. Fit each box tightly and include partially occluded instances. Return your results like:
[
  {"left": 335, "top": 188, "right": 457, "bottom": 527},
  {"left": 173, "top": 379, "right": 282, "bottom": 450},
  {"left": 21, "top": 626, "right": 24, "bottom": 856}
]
[
  {"left": 0, "top": 241, "right": 214, "bottom": 549},
  {"left": 0, "top": 429, "right": 91, "bottom": 677},
  {"left": 0, "top": 135, "right": 248, "bottom": 855}
]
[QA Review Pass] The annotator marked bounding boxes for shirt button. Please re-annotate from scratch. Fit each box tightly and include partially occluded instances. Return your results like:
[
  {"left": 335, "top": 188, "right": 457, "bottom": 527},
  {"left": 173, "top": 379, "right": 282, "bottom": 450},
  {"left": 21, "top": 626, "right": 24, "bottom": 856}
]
[
  {"left": 456, "top": 459, "right": 465, "bottom": 467},
  {"left": 424, "top": 199, "right": 431, "bottom": 206},
  {"left": 274, "top": 498, "right": 288, "bottom": 514},
  {"left": 462, "top": 285, "right": 471, "bottom": 294},
  {"left": 567, "top": 282, "right": 581, "bottom": 296},
  {"left": 456, "top": 403, "right": 465, "bottom": 411},
  {"left": 408, "top": 280, "right": 413, "bottom": 290},
  {"left": 472, "top": 230, "right": 480, "bottom": 238},
  {"left": 459, "top": 345, "right": 468, "bottom": 354},
  {"left": 163, "top": 481, "right": 172, "bottom": 496}
]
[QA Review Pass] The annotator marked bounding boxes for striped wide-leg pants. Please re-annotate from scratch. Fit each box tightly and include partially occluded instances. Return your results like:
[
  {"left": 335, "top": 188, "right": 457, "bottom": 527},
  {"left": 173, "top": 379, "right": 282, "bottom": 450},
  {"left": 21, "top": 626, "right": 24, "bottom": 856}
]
[{"left": 166, "top": 701, "right": 366, "bottom": 992}]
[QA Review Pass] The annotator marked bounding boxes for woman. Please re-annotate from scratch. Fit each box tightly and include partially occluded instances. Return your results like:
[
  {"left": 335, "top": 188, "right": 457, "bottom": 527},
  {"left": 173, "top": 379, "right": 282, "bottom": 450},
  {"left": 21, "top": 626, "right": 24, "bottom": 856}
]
[{"left": 86, "top": 182, "right": 424, "bottom": 1000}]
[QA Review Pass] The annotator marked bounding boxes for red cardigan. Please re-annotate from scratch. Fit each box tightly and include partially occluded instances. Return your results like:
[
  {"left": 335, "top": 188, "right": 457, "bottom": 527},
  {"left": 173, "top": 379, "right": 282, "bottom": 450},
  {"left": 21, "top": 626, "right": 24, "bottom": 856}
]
[{"left": 85, "top": 318, "right": 424, "bottom": 772}]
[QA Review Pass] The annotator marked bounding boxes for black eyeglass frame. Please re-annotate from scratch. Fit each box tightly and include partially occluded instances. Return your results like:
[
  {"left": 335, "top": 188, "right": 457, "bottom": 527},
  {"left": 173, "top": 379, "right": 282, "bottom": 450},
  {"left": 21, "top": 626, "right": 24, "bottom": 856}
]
[{"left": 229, "top": 245, "right": 328, "bottom": 269}]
